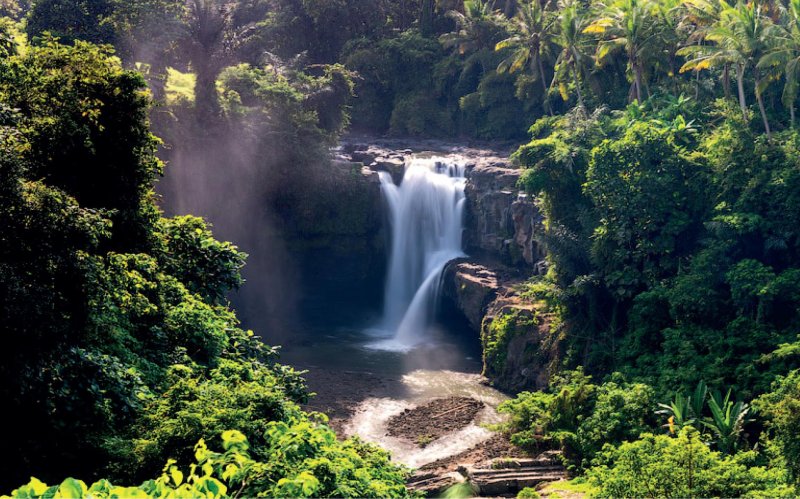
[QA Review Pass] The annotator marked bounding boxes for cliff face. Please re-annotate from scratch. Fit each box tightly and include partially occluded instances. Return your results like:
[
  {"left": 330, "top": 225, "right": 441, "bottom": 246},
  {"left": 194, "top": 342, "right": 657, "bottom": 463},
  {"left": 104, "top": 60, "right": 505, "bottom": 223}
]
[
  {"left": 442, "top": 260, "right": 561, "bottom": 393},
  {"left": 463, "top": 161, "right": 544, "bottom": 268},
  {"left": 448, "top": 160, "right": 560, "bottom": 392},
  {"left": 277, "top": 156, "right": 387, "bottom": 312}
]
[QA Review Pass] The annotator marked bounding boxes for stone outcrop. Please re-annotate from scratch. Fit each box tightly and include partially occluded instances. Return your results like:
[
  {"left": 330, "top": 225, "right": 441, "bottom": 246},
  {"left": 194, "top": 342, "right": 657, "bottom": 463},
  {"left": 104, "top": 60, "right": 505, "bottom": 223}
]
[
  {"left": 463, "top": 160, "right": 544, "bottom": 268},
  {"left": 442, "top": 261, "right": 501, "bottom": 331},
  {"left": 462, "top": 453, "right": 565, "bottom": 497},
  {"left": 480, "top": 288, "right": 561, "bottom": 392},
  {"left": 442, "top": 260, "right": 560, "bottom": 392},
  {"left": 340, "top": 143, "right": 409, "bottom": 184}
]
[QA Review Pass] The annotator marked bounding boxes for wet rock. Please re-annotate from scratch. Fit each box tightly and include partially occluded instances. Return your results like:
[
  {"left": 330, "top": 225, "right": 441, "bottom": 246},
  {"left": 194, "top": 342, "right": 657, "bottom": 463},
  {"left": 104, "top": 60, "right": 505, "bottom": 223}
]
[
  {"left": 372, "top": 156, "right": 406, "bottom": 184},
  {"left": 481, "top": 291, "right": 561, "bottom": 392},
  {"left": 387, "top": 397, "right": 484, "bottom": 444}
]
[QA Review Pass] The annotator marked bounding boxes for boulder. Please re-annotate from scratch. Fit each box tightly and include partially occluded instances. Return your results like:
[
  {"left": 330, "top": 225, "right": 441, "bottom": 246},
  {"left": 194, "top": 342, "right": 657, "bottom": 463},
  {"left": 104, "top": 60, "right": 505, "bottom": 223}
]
[{"left": 443, "top": 261, "right": 501, "bottom": 331}]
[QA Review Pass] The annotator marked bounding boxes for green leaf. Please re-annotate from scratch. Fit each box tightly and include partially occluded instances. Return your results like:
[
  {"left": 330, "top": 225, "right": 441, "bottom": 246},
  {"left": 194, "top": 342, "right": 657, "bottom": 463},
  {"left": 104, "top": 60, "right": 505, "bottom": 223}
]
[
  {"left": 28, "top": 478, "right": 50, "bottom": 497},
  {"left": 54, "top": 479, "right": 86, "bottom": 499},
  {"left": 170, "top": 466, "right": 184, "bottom": 487}
]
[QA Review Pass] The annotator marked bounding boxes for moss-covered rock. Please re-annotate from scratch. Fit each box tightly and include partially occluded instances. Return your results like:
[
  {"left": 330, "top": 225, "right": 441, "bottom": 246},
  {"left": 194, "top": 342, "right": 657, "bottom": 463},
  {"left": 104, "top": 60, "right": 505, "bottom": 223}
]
[{"left": 481, "top": 295, "right": 562, "bottom": 392}]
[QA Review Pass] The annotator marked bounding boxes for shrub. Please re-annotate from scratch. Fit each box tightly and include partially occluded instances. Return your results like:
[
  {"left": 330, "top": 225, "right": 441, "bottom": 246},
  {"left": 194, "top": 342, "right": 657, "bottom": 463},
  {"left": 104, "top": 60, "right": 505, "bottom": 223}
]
[
  {"left": 7, "top": 429, "right": 412, "bottom": 498},
  {"left": 587, "top": 428, "right": 795, "bottom": 498}
]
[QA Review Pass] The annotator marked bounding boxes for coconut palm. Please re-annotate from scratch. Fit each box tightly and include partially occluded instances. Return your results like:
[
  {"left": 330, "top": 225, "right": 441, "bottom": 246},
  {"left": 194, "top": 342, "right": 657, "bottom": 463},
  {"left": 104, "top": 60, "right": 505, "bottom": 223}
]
[
  {"left": 679, "top": 0, "right": 773, "bottom": 136},
  {"left": 440, "top": 0, "right": 502, "bottom": 55},
  {"left": 653, "top": 0, "right": 686, "bottom": 87},
  {"left": 549, "top": 0, "right": 592, "bottom": 106},
  {"left": 758, "top": 0, "right": 800, "bottom": 125},
  {"left": 680, "top": 0, "right": 732, "bottom": 97},
  {"left": 583, "top": 0, "right": 662, "bottom": 103},
  {"left": 495, "top": 0, "right": 557, "bottom": 111}
]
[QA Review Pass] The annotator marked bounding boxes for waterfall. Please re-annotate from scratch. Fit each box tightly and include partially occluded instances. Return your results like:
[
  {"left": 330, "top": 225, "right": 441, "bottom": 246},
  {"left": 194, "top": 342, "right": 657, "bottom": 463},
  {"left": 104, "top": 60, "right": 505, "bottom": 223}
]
[{"left": 369, "top": 157, "right": 467, "bottom": 352}]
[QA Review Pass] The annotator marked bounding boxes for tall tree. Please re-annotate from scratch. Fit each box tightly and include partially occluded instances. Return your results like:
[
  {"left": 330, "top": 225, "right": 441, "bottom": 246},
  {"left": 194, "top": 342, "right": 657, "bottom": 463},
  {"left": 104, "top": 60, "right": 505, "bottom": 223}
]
[
  {"left": 440, "top": 0, "right": 501, "bottom": 55},
  {"left": 584, "top": 0, "right": 661, "bottom": 103},
  {"left": 758, "top": 0, "right": 800, "bottom": 125},
  {"left": 550, "top": 0, "right": 592, "bottom": 106},
  {"left": 680, "top": 0, "right": 730, "bottom": 97},
  {"left": 495, "top": 0, "right": 557, "bottom": 113},
  {"left": 179, "top": 0, "right": 270, "bottom": 120},
  {"left": 680, "top": 0, "right": 772, "bottom": 136}
]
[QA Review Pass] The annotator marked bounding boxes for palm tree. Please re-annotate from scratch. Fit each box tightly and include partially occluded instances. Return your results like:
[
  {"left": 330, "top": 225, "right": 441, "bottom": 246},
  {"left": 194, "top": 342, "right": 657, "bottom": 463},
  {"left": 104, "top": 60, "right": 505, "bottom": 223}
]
[
  {"left": 715, "top": 1, "right": 772, "bottom": 135},
  {"left": 550, "top": 0, "right": 592, "bottom": 106},
  {"left": 583, "top": 0, "right": 661, "bottom": 103},
  {"left": 758, "top": 0, "right": 800, "bottom": 125},
  {"left": 495, "top": 0, "right": 557, "bottom": 112},
  {"left": 440, "top": 0, "right": 501, "bottom": 55},
  {"left": 653, "top": 0, "right": 686, "bottom": 89},
  {"left": 680, "top": 1, "right": 773, "bottom": 136},
  {"left": 680, "top": 0, "right": 731, "bottom": 97},
  {"left": 180, "top": 0, "right": 269, "bottom": 120}
]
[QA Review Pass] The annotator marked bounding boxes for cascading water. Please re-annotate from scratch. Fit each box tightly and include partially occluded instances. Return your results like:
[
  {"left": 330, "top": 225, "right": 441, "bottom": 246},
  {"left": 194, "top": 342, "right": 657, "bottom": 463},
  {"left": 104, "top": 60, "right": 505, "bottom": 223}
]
[{"left": 369, "top": 156, "right": 467, "bottom": 352}]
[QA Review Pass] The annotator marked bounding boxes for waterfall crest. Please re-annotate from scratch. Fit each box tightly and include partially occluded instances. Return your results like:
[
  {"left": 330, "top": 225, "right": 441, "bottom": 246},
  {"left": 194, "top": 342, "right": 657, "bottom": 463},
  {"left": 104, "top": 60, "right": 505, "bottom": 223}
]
[{"left": 369, "top": 157, "right": 467, "bottom": 352}]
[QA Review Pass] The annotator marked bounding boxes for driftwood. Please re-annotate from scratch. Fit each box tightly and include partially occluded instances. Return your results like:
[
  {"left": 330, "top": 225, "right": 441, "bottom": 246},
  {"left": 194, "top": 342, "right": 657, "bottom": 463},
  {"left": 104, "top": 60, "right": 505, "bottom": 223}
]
[{"left": 431, "top": 403, "right": 477, "bottom": 419}]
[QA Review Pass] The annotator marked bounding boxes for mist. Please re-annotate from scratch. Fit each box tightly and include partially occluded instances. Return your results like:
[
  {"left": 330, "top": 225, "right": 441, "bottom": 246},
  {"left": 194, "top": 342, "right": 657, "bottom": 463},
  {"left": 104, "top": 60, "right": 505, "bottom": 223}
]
[{"left": 156, "top": 123, "right": 301, "bottom": 344}]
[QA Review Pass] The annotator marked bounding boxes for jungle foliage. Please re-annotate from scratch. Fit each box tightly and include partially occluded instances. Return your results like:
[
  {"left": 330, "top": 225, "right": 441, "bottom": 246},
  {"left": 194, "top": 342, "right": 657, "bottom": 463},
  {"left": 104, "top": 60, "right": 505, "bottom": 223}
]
[
  {"left": 0, "top": 35, "right": 408, "bottom": 496},
  {"left": 6, "top": 0, "right": 800, "bottom": 496}
]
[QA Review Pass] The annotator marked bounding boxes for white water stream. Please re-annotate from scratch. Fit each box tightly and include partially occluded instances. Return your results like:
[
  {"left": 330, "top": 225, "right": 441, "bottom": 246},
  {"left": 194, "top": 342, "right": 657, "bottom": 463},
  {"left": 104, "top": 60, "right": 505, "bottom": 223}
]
[
  {"left": 344, "top": 369, "right": 508, "bottom": 468},
  {"left": 369, "top": 157, "right": 467, "bottom": 351}
]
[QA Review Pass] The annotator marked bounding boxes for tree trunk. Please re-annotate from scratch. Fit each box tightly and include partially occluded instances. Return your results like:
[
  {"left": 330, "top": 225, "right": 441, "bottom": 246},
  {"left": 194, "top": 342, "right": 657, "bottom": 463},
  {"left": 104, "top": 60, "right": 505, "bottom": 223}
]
[
  {"left": 754, "top": 76, "right": 772, "bottom": 138},
  {"left": 722, "top": 64, "right": 731, "bottom": 100},
  {"left": 538, "top": 56, "right": 552, "bottom": 115},
  {"left": 695, "top": 68, "right": 700, "bottom": 100},
  {"left": 572, "top": 61, "right": 584, "bottom": 107},
  {"left": 421, "top": 0, "right": 435, "bottom": 37},
  {"left": 791, "top": 104, "right": 796, "bottom": 128},
  {"left": 736, "top": 63, "right": 748, "bottom": 119},
  {"left": 194, "top": 60, "right": 221, "bottom": 122},
  {"left": 633, "top": 61, "right": 643, "bottom": 102},
  {"left": 194, "top": 70, "right": 220, "bottom": 120},
  {"left": 504, "top": 0, "right": 517, "bottom": 17}
]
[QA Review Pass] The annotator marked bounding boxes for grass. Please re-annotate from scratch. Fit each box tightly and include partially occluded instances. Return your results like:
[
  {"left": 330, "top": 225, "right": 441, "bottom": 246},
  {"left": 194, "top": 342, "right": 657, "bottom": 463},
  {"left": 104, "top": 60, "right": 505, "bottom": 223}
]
[{"left": 538, "top": 477, "right": 596, "bottom": 499}]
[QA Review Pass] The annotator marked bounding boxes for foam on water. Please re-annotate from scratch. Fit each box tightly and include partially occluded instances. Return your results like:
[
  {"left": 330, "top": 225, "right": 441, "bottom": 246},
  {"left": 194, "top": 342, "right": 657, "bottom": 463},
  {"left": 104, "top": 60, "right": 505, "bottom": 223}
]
[{"left": 368, "top": 157, "right": 467, "bottom": 351}]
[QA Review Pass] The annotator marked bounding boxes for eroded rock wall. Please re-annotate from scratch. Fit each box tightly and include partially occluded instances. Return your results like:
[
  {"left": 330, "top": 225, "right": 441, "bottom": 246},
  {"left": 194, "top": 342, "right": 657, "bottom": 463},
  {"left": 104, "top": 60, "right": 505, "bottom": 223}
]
[
  {"left": 442, "top": 261, "right": 561, "bottom": 392},
  {"left": 463, "top": 161, "right": 544, "bottom": 269},
  {"left": 277, "top": 158, "right": 387, "bottom": 311}
]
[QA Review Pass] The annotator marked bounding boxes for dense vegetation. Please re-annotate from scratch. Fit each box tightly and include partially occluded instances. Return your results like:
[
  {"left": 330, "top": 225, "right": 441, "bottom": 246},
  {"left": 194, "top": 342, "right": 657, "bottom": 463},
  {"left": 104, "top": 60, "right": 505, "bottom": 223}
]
[
  {"left": 0, "top": 21, "right": 408, "bottom": 497},
  {"left": 3, "top": 0, "right": 800, "bottom": 496}
]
